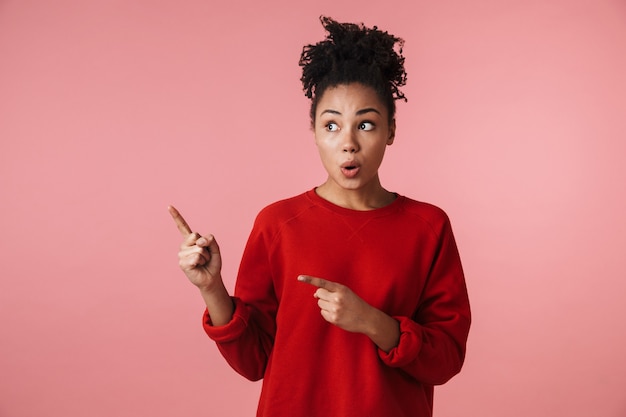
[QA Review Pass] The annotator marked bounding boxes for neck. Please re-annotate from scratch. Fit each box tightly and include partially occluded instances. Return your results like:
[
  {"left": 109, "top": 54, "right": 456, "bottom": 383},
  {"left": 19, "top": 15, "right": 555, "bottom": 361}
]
[{"left": 315, "top": 179, "right": 396, "bottom": 211}]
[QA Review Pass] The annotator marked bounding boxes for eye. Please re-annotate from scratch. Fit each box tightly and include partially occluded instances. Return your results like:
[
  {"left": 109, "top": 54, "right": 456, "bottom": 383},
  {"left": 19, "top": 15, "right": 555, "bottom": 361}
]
[
  {"left": 358, "top": 122, "right": 374, "bottom": 131},
  {"left": 326, "top": 122, "right": 340, "bottom": 132}
]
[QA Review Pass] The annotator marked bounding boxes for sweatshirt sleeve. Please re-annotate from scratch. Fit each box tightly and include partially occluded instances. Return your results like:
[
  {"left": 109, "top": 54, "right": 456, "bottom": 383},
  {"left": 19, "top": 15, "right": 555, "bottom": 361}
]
[
  {"left": 378, "top": 217, "right": 471, "bottom": 385},
  {"left": 201, "top": 216, "right": 278, "bottom": 382}
]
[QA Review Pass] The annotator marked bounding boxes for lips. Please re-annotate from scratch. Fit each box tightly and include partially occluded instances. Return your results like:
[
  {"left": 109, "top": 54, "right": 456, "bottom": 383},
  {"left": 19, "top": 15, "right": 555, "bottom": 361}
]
[{"left": 340, "top": 161, "right": 361, "bottom": 178}]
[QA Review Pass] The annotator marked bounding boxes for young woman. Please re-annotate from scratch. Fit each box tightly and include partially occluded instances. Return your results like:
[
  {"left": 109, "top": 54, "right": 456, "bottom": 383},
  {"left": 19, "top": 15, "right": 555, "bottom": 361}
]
[{"left": 170, "top": 16, "right": 471, "bottom": 417}]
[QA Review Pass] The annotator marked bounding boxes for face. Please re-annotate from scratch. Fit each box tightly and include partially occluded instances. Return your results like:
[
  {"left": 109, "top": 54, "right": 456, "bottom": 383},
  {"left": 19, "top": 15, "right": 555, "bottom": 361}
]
[{"left": 314, "top": 83, "right": 395, "bottom": 196}]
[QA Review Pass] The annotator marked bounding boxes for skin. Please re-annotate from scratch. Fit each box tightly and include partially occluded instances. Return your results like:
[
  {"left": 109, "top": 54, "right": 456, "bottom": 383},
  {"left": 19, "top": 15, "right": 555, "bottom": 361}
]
[
  {"left": 313, "top": 83, "right": 397, "bottom": 211},
  {"left": 169, "top": 205, "right": 233, "bottom": 326},
  {"left": 170, "top": 82, "right": 400, "bottom": 352}
]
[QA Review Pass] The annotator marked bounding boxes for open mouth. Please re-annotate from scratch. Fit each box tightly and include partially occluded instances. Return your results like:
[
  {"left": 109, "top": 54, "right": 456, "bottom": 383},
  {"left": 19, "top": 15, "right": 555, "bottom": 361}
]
[{"left": 341, "top": 163, "right": 360, "bottom": 178}]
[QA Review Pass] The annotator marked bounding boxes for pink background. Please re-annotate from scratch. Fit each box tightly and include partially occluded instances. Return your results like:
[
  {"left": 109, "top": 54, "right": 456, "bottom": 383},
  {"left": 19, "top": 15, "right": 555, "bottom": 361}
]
[{"left": 1, "top": 1, "right": 625, "bottom": 416}]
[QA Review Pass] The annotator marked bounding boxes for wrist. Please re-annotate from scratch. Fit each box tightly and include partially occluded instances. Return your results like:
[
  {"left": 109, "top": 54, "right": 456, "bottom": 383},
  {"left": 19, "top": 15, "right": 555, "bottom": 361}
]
[
  {"left": 197, "top": 275, "right": 225, "bottom": 295},
  {"left": 198, "top": 279, "right": 234, "bottom": 326},
  {"left": 364, "top": 308, "right": 400, "bottom": 353}
]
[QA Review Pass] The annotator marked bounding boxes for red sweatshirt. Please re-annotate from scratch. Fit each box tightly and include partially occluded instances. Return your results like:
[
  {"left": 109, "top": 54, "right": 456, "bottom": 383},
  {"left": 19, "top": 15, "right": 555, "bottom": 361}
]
[{"left": 204, "top": 189, "right": 471, "bottom": 417}]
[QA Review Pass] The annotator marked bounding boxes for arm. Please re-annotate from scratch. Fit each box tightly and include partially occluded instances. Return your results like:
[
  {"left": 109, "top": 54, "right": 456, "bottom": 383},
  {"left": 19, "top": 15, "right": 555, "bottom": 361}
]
[
  {"left": 378, "top": 218, "right": 471, "bottom": 385},
  {"left": 170, "top": 205, "right": 275, "bottom": 381},
  {"left": 202, "top": 216, "right": 279, "bottom": 381}
]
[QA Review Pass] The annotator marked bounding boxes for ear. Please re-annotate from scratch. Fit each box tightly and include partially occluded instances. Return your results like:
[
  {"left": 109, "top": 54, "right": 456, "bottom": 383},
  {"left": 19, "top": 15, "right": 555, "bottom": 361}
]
[{"left": 387, "top": 119, "right": 396, "bottom": 145}]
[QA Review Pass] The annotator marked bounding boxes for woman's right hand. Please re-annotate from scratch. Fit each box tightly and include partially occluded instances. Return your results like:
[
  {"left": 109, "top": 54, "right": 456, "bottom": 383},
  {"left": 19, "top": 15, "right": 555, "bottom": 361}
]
[{"left": 169, "top": 205, "right": 223, "bottom": 291}]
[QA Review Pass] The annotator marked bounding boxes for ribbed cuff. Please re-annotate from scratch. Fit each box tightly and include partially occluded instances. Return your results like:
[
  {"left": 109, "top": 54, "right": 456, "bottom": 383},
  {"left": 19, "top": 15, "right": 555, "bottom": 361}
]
[
  {"left": 202, "top": 297, "right": 250, "bottom": 343},
  {"left": 378, "top": 316, "right": 422, "bottom": 367}
]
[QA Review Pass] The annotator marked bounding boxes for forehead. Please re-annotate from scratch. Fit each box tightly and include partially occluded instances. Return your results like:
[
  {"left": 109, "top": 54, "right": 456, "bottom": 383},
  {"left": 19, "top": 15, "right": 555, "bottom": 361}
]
[{"left": 316, "top": 83, "right": 387, "bottom": 116}]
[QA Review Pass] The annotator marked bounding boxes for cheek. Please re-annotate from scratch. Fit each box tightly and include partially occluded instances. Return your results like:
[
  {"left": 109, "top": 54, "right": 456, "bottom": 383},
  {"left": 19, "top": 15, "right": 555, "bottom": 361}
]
[
  {"left": 314, "top": 134, "right": 338, "bottom": 153},
  {"left": 370, "top": 143, "right": 389, "bottom": 164},
  {"left": 315, "top": 141, "right": 340, "bottom": 171},
  {"left": 316, "top": 144, "right": 334, "bottom": 164}
]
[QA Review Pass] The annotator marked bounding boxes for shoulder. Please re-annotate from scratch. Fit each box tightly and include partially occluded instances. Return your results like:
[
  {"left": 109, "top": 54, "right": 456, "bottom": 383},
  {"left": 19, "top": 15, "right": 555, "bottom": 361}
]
[
  {"left": 253, "top": 190, "right": 317, "bottom": 227},
  {"left": 398, "top": 196, "right": 448, "bottom": 219},
  {"left": 396, "top": 195, "right": 453, "bottom": 234}
]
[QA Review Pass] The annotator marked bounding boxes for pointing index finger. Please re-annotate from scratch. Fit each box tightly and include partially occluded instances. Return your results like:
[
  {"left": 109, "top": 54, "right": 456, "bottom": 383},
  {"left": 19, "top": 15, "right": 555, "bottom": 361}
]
[
  {"left": 168, "top": 205, "right": 193, "bottom": 236},
  {"left": 297, "top": 275, "right": 338, "bottom": 291}
]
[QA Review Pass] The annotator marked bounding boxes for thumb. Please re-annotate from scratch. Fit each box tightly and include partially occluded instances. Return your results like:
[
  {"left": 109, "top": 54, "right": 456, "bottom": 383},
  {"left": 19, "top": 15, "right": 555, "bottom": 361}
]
[{"left": 198, "top": 234, "right": 221, "bottom": 256}]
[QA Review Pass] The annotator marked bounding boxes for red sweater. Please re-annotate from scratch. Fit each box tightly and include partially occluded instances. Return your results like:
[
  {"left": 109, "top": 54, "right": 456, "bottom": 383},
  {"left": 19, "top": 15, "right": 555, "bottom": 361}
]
[{"left": 204, "top": 190, "right": 471, "bottom": 417}]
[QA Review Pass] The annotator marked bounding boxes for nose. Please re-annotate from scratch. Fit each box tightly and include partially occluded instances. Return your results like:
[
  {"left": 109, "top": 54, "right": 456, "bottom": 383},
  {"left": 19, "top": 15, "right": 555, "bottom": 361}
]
[{"left": 342, "top": 129, "right": 359, "bottom": 153}]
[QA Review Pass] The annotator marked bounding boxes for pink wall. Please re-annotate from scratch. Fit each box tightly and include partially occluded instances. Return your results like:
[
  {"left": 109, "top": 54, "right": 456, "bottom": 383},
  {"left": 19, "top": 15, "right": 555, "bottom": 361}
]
[{"left": 1, "top": 1, "right": 625, "bottom": 416}]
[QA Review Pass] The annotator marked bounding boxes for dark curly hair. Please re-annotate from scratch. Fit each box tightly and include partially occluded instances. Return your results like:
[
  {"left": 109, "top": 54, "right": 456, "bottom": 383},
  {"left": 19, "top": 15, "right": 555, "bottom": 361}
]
[{"left": 299, "top": 16, "right": 407, "bottom": 126}]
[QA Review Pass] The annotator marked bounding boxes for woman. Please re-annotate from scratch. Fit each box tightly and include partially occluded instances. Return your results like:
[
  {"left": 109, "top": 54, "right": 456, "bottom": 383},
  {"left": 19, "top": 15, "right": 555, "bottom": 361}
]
[{"left": 170, "top": 16, "right": 471, "bottom": 417}]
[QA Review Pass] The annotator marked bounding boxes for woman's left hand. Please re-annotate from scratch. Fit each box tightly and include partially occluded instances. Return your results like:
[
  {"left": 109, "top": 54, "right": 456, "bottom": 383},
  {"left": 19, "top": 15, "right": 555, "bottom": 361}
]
[
  {"left": 298, "top": 275, "right": 400, "bottom": 351},
  {"left": 298, "top": 275, "right": 371, "bottom": 333}
]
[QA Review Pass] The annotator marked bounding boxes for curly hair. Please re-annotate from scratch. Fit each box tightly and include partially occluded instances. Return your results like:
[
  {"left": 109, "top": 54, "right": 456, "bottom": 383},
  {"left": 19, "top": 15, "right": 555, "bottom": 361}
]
[{"left": 299, "top": 16, "right": 407, "bottom": 126}]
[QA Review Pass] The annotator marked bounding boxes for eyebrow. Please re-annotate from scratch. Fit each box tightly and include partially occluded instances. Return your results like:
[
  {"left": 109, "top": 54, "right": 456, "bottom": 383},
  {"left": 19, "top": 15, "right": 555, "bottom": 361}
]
[{"left": 320, "top": 108, "right": 382, "bottom": 116}]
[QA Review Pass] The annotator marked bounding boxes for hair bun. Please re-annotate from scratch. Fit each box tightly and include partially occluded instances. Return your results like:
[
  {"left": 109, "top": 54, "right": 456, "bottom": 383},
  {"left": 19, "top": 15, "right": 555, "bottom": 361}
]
[{"left": 300, "top": 16, "right": 407, "bottom": 102}]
